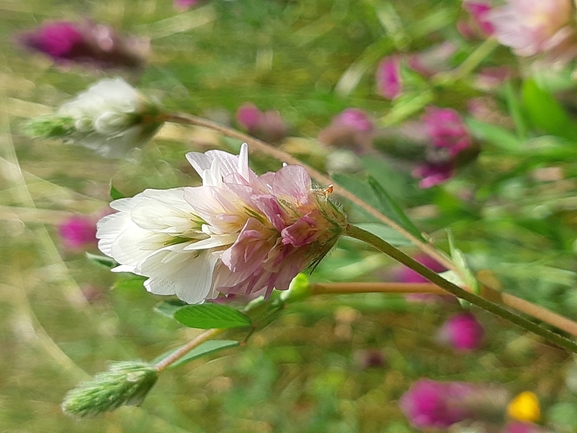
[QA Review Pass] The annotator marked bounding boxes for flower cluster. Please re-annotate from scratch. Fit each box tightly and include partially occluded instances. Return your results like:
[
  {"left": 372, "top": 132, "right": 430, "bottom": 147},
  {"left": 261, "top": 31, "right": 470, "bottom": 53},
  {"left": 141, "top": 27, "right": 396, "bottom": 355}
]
[
  {"left": 26, "top": 77, "right": 164, "bottom": 157},
  {"left": 97, "top": 144, "right": 346, "bottom": 304}
]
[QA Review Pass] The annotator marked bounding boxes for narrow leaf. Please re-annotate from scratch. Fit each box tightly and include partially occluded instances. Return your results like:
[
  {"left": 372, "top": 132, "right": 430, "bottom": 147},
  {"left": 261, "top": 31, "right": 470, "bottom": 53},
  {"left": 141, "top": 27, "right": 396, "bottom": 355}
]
[
  {"left": 109, "top": 184, "right": 126, "bottom": 200},
  {"left": 174, "top": 303, "right": 252, "bottom": 329},
  {"left": 85, "top": 252, "right": 118, "bottom": 269},
  {"left": 465, "top": 118, "right": 523, "bottom": 152},
  {"left": 367, "top": 176, "right": 424, "bottom": 241},
  {"left": 354, "top": 223, "right": 412, "bottom": 246}
]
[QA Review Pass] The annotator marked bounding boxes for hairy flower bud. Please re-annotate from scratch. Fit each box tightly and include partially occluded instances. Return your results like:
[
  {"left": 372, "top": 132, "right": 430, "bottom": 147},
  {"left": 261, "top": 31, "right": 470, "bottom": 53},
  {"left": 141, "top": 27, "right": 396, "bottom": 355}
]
[{"left": 62, "top": 362, "right": 158, "bottom": 417}]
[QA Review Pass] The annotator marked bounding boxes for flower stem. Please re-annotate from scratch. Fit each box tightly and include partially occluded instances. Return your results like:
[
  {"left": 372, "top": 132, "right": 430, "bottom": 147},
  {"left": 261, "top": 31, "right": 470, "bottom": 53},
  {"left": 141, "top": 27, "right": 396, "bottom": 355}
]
[
  {"left": 345, "top": 223, "right": 577, "bottom": 353},
  {"left": 154, "top": 328, "right": 225, "bottom": 373}
]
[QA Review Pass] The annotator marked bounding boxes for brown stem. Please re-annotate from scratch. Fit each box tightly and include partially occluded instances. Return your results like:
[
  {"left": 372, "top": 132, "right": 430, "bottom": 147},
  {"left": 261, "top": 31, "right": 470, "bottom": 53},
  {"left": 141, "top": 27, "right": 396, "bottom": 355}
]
[
  {"left": 310, "top": 281, "right": 577, "bottom": 338},
  {"left": 154, "top": 328, "right": 224, "bottom": 373}
]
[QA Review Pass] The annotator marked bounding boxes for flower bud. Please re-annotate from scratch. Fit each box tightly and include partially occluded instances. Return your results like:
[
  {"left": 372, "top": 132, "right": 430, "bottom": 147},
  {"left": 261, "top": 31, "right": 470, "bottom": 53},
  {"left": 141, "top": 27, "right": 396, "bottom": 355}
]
[
  {"left": 26, "top": 77, "right": 164, "bottom": 157},
  {"left": 436, "top": 312, "right": 485, "bottom": 352},
  {"left": 62, "top": 362, "right": 158, "bottom": 417}
]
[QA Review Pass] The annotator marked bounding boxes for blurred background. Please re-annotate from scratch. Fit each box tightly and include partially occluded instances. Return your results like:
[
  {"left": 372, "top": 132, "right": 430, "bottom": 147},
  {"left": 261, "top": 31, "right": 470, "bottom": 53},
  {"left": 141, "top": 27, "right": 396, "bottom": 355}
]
[{"left": 2, "top": 0, "right": 577, "bottom": 431}]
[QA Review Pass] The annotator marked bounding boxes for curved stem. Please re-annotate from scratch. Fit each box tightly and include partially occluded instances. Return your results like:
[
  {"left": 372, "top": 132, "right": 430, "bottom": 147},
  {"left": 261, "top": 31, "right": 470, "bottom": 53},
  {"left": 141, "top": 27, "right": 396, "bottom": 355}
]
[
  {"left": 164, "top": 112, "right": 456, "bottom": 273},
  {"left": 345, "top": 223, "right": 577, "bottom": 353},
  {"left": 154, "top": 328, "right": 225, "bottom": 373}
]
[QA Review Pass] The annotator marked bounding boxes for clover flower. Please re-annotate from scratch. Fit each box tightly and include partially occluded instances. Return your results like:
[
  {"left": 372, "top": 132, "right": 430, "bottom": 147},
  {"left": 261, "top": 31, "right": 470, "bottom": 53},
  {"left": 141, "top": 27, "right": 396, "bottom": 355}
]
[
  {"left": 318, "top": 108, "right": 374, "bottom": 153},
  {"left": 58, "top": 214, "right": 98, "bottom": 250},
  {"left": 400, "top": 379, "right": 508, "bottom": 429},
  {"left": 97, "top": 144, "right": 346, "bottom": 304},
  {"left": 413, "top": 106, "right": 472, "bottom": 188},
  {"left": 18, "top": 20, "right": 147, "bottom": 70},
  {"left": 436, "top": 312, "right": 485, "bottom": 351},
  {"left": 236, "top": 103, "right": 288, "bottom": 144},
  {"left": 376, "top": 56, "right": 403, "bottom": 100},
  {"left": 487, "top": 0, "right": 576, "bottom": 61},
  {"left": 26, "top": 77, "right": 164, "bottom": 157}
]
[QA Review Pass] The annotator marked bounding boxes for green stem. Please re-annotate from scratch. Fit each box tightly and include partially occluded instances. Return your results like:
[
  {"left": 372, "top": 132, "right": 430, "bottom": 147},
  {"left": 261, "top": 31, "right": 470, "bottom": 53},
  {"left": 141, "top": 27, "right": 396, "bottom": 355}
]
[
  {"left": 346, "top": 223, "right": 577, "bottom": 353},
  {"left": 433, "top": 38, "right": 500, "bottom": 85}
]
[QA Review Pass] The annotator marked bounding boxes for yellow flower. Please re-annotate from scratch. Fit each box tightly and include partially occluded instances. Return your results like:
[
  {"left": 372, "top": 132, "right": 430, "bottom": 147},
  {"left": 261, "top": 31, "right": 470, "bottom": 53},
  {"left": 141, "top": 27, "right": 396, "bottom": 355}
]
[{"left": 507, "top": 391, "right": 541, "bottom": 423}]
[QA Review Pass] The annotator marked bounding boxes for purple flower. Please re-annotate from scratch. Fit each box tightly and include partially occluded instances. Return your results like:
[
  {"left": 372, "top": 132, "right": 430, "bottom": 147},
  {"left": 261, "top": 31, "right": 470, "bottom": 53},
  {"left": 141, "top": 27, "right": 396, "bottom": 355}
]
[
  {"left": 18, "top": 20, "right": 147, "bottom": 69},
  {"left": 437, "top": 312, "right": 485, "bottom": 352},
  {"left": 376, "top": 56, "right": 402, "bottom": 100},
  {"left": 58, "top": 215, "right": 98, "bottom": 250},
  {"left": 236, "top": 103, "right": 288, "bottom": 144},
  {"left": 400, "top": 380, "right": 480, "bottom": 428},
  {"left": 318, "top": 108, "right": 374, "bottom": 153}
]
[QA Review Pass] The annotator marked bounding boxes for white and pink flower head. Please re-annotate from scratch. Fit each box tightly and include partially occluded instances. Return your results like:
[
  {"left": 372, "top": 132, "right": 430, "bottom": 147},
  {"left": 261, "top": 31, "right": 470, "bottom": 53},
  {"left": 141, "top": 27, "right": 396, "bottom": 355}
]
[{"left": 97, "top": 144, "right": 346, "bottom": 304}]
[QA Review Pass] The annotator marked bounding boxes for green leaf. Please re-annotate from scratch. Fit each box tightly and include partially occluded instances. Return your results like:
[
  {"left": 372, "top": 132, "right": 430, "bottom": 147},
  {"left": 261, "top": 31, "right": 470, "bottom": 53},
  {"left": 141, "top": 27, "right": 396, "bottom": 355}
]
[
  {"left": 112, "top": 275, "right": 147, "bottom": 291},
  {"left": 154, "top": 299, "right": 187, "bottom": 318},
  {"left": 109, "top": 184, "right": 126, "bottom": 200},
  {"left": 85, "top": 252, "right": 118, "bottom": 269},
  {"left": 152, "top": 340, "right": 240, "bottom": 369},
  {"left": 503, "top": 80, "right": 527, "bottom": 140},
  {"left": 333, "top": 173, "right": 421, "bottom": 242},
  {"left": 465, "top": 118, "right": 523, "bottom": 152},
  {"left": 174, "top": 303, "right": 252, "bottom": 329},
  {"left": 447, "top": 230, "right": 480, "bottom": 296},
  {"left": 522, "top": 78, "right": 577, "bottom": 140},
  {"left": 367, "top": 176, "right": 424, "bottom": 241}
]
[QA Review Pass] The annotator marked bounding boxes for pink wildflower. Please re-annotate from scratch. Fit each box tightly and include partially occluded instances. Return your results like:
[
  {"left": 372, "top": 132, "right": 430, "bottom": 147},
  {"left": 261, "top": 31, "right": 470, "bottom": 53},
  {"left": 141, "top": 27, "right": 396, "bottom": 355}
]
[
  {"left": 437, "top": 312, "right": 485, "bottom": 351},
  {"left": 318, "top": 108, "right": 374, "bottom": 153},
  {"left": 58, "top": 215, "right": 98, "bottom": 250},
  {"left": 376, "top": 56, "right": 402, "bottom": 99},
  {"left": 487, "top": 0, "right": 575, "bottom": 59},
  {"left": 406, "top": 42, "right": 457, "bottom": 77},
  {"left": 97, "top": 144, "right": 346, "bottom": 303},
  {"left": 400, "top": 379, "right": 508, "bottom": 429},
  {"left": 236, "top": 103, "right": 288, "bottom": 144},
  {"left": 18, "top": 20, "right": 147, "bottom": 69}
]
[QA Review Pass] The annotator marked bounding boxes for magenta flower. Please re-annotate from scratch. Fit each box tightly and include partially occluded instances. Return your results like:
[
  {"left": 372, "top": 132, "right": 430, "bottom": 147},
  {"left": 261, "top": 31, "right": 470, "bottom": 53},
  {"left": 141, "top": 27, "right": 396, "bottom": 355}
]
[
  {"left": 318, "top": 108, "right": 374, "bottom": 153},
  {"left": 376, "top": 56, "right": 402, "bottom": 99},
  {"left": 437, "top": 312, "right": 485, "bottom": 351},
  {"left": 97, "top": 144, "right": 346, "bottom": 303},
  {"left": 398, "top": 253, "right": 446, "bottom": 284},
  {"left": 423, "top": 106, "right": 471, "bottom": 155},
  {"left": 487, "top": 0, "right": 575, "bottom": 58},
  {"left": 400, "top": 379, "right": 507, "bottom": 429},
  {"left": 18, "top": 20, "right": 147, "bottom": 69},
  {"left": 236, "top": 103, "right": 288, "bottom": 144},
  {"left": 400, "top": 380, "right": 480, "bottom": 428},
  {"left": 58, "top": 215, "right": 98, "bottom": 250}
]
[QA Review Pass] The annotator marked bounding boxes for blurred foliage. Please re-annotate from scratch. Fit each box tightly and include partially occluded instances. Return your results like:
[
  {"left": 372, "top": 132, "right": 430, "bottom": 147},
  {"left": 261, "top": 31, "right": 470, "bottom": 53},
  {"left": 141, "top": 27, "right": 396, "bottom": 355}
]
[{"left": 2, "top": 0, "right": 577, "bottom": 431}]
